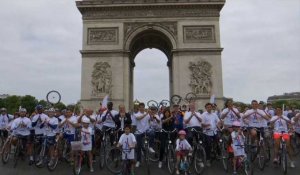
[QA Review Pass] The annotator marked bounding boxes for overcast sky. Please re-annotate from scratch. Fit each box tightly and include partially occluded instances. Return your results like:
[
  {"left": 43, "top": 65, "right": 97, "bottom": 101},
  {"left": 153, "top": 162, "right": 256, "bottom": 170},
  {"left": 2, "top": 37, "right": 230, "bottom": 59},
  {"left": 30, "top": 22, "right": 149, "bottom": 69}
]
[{"left": 0, "top": 0, "right": 299, "bottom": 105}]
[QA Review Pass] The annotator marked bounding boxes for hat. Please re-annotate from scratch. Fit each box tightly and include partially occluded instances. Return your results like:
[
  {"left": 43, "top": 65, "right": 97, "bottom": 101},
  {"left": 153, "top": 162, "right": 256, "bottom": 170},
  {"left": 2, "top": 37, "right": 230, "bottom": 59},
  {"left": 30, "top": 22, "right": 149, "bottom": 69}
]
[
  {"left": 178, "top": 130, "right": 186, "bottom": 135},
  {"left": 0, "top": 107, "right": 7, "bottom": 111},
  {"left": 19, "top": 108, "right": 27, "bottom": 113},
  {"left": 82, "top": 117, "right": 90, "bottom": 124}
]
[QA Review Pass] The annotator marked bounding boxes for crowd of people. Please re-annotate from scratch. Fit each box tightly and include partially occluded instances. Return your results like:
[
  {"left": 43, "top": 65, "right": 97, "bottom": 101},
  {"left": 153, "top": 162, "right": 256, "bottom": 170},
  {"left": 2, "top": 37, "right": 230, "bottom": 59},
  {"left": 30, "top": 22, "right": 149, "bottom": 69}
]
[{"left": 0, "top": 99, "right": 299, "bottom": 175}]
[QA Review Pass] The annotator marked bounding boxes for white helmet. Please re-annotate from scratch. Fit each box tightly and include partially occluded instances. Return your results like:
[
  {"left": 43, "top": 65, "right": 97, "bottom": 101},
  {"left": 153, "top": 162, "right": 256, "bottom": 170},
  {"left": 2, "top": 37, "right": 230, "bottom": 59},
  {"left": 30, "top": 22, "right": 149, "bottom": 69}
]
[
  {"left": 82, "top": 117, "right": 90, "bottom": 124},
  {"left": 19, "top": 108, "right": 27, "bottom": 113}
]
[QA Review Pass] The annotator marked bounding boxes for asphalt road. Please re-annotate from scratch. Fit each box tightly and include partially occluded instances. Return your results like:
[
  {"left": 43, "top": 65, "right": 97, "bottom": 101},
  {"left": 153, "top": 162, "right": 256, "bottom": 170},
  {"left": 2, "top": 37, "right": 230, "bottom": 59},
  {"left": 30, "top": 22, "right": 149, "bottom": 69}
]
[{"left": 0, "top": 156, "right": 299, "bottom": 175}]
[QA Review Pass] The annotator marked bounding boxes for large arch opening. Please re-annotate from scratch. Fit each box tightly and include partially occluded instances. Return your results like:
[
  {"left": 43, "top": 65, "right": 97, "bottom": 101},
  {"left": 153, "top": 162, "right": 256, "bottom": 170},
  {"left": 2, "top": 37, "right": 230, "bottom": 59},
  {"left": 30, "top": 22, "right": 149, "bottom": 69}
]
[{"left": 128, "top": 28, "right": 174, "bottom": 107}]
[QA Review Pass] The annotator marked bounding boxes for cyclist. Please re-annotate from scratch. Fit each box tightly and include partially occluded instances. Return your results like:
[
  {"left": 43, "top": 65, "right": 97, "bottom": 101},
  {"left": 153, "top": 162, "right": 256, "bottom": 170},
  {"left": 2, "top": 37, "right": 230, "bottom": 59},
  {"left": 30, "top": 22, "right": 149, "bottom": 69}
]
[
  {"left": 36, "top": 108, "right": 59, "bottom": 167},
  {"left": 146, "top": 106, "right": 161, "bottom": 154},
  {"left": 134, "top": 102, "right": 150, "bottom": 168},
  {"left": 220, "top": 99, "right": 241, "bottom": 131},
  {"left": 175, "top": 130, "right": 192, "bottom": 175},
  {"left": 271, "top": 107, "right": 295, "bottom": 168},
  {"left": 101, "top": 102, "right": 118, "bottom": 145},
  {"left": 202, "top": 103, "right": 222, "bottom": 167},
  {"left": 291, "top": 113, "right": 300, "bottom": 143},
  {"left": 243, "top": 100, "right": 269, "bottom": 146},
  {"left": 172, "top": 104, "right": 184, "bottom": 131},
  {"left": 80, "top": 117, "right": 94, "bottom": 172},
  {"left": 11, "top": 108, "right": 33, "bottom": 164},
  {"left": 117, "top": 124, "right": 137, "bottom": 175},
  {"left": 231, "top": 121, "right": 246, "bottom": 175},
  {"left": 0, "top": 108, "right": 10, "bottom": 142},
  {"left": 32, "top": 104, "right": 49, "bottom": 137},
  {"left": 59, "top": 108, "right": 79, "bottom": 163},
  {"left": 184, "top": 102, "right": 202, "bottom": 145},
  {"left": 158, "top": 107, "right": 176, "bottom": 168}
]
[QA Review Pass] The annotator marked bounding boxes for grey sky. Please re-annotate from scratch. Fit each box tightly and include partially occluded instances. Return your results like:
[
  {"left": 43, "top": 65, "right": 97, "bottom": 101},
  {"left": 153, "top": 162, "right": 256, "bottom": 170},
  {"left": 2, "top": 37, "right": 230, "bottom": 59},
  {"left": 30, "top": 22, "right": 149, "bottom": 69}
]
[{"left": 0, "top": 0, "right": 299, "bottom": 105}]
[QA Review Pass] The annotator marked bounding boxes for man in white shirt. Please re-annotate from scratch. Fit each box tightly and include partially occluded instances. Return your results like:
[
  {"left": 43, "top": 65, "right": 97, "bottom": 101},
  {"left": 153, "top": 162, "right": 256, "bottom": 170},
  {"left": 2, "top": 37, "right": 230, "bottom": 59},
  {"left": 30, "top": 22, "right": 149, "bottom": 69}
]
[
  {"left": 243, "top": 100, "right": 269, "bottom": 145},
  {"left": 202, "top": 103, "right": 221, "bottom": 166},
  {"left": 134, "top": 102, "right": 150, "bottom": 167},
  {"left": 101, "top": 102, "right": 118, "bottom": 146},
  {"left": 31, "top": 105, "right": 49, "bottom": 136},
  {"left": 184, "top": 102, "right": 202, "bottom": 145},
  {"left": 11, "top": 108, "right": 34, "bottom": 164},
  {"left": 0, "top": 108, "right": 11, "bottom": 140},
  {"left": 220, "top": 99, "right": 241, "bottom": 130},
  {"left": 270, "top": 107, "right": 295, "bottom": 168}
]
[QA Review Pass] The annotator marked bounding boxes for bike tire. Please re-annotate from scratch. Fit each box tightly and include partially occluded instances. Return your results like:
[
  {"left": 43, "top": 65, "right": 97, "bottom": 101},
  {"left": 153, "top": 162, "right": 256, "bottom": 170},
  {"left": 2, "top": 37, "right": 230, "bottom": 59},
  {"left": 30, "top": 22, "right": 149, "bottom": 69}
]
[
  {"left": 243, "top": 158, "right": 254, "bottom": 175},
  {"left": 171, "top": 95, "right": 182, "bottom": 105},
  {"left": 220, "top": 141, "right": 229, "bottom": 172},
  {"left": 281, "top": 148, "right": 288, "bottom": 175},
  {"left": 1, "top": 138, "right": 11, "bottom": 164},
  {"left": 47, "top": 143, "right": 59, "bottom": 172},
  {"left": 149, "top": 139, "right": 160, "bottom": 162},
  {"left": 73, "top": 153, "right": 82, "bottom": 175},
  {"left": 257, "top": 144, "right": 266, "bottom": 171},
  {"left": 106, "top": 147, "right": 122, "bottom": 174},
  {"left": 35, "top": 144, "right": 46, "bottom": 168},
  {"left": 46, "top": 90, "right": 61, "bottom": 105},
  {"left": 13, "top": 141, "right": 20, "bottom": 168},
  {"left": 99, "top": 141, "right": 105, "bottom": 169},
  {"left": 193, "top": 145, "right": 206, "bottom": 175},
  {"left": 167, "top": 146, "right": 176, "bottom": 174}
]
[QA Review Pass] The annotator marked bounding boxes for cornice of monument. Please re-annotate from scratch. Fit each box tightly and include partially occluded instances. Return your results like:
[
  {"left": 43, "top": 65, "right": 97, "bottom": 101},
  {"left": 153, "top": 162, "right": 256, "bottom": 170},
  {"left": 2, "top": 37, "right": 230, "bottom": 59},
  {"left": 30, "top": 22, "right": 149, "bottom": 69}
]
[{"left": 76, "top": 0, "right": 225, "bottom": 19}]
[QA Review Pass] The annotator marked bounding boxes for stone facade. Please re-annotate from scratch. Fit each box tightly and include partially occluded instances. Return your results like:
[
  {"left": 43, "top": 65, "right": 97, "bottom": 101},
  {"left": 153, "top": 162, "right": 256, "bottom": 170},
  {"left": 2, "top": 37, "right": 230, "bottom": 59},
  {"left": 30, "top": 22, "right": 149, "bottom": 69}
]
[{"left": 77, "top": 0, "right": 225, "bottom": 111}]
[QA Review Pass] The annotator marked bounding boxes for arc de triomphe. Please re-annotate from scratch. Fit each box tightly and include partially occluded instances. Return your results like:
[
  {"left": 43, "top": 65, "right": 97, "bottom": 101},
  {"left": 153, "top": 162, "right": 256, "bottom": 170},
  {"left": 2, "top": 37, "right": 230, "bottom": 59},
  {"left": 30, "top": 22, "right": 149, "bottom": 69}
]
[{"left": 76, "top": 0, "right": 225, "bottom": 110}]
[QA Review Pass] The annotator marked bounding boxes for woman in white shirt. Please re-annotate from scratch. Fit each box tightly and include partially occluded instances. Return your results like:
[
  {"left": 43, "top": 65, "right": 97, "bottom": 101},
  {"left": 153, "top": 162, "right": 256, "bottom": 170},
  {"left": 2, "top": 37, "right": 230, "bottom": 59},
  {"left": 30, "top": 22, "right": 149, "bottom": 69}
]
[{"left": 270, "top": 107, "right": 295, "bottom": 168}]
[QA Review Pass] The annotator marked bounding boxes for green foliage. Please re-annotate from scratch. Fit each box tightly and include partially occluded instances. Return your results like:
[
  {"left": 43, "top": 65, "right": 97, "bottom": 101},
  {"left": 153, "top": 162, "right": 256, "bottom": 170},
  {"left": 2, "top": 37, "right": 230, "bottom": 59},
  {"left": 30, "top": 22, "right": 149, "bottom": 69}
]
[
  {"left": 53, "top": 102, "right": 67, "bottom": 111},
  {"left": 4, "top": 95, "right": 21, "bottom": 114},
  {"left": 272, "top": 100, "right": 300, "bottom": 109},
  {"left": 20, "top": 95, "right": 38, "bottom": 114}
]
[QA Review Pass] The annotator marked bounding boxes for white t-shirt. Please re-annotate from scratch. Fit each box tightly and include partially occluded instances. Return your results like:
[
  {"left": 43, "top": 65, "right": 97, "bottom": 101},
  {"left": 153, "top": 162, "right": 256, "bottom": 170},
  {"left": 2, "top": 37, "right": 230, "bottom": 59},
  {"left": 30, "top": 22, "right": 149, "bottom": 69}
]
[
  {"left": 44, "top": 117, "right": 59, "bottom": 137},
  {"left": 184, "top": 111, "right": 202, "bottom": 128},
  {"left": 201, "top": 112, "right": 220, "bottom": 136},
  {"left": 131, "top": 112, "right": 138, "bottom": 126},
  {"left": 118, "top": 133, "right": 136, "bottom": 160},
  {"left": 81, "top": 127, "right": 92, "bottom": 151},
  {"left": 62, "top": 116, "right": 78, "bottom": 135},
  {"left": 265, "top": 108, "right": 275, "bottom": 117},
  {"left": 175, "top": 139, "right": 192, "bottom": 151},
  {"left": 292, "top": 117, "right": 300, "bottom": 134},
  {"left": 135, "top": 111, "right": 150, "bottom": 134},
  {"left": 270, "top": 115, "right": 290, "bottom": 133},
  {"left": 101, "top": 110, "right": 118, "bottom": 128},
  {"left": 32, "top": 113, "right": 49, "bottom": 135},
  {"left": 231, "top": 131, "right": 246, "bottom": 157},
  {"left": 0, "top": 114, "right": 9, "bottom": 129},
  {"left": 95, "top": 114, "right": 103, "bottom": 130},
  {"left": 148, "top": 114, "right": 161, "bottom": 131},
  {"left": 244, "top": 109, "right": 266, "bottom": 128},
  {"left": 221, "top": 108, "right": 240, "bottom": 126},
  {"left": 11, "top": 117, "right": 32, "bottom": 136}
]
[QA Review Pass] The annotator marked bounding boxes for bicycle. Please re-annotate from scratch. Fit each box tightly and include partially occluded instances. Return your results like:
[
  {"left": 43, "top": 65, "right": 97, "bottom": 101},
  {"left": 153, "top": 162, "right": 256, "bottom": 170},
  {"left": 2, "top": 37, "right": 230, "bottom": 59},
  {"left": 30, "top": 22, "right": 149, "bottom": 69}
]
[
  {"left": 290, "top": 131, "right": 300, "bottom": 156},
  {"left": 35, "top": 136, "right": 59, "bottom": 171},
  {"left": 178, "top": 151, "right": 191, "bottom": 175},
  {"left": 13, "top": 135, "right": 28, "bottom": 168},
  {"left": 190, "top": 128, "right": 206, "bottom": 175},
  {"left": 0, "top": 130, "right": 8, "bottom": 153},
  {"left": 72, "top": 141, "right": 91, "bottom": 175},
  {"left": 1, "top": 134, "right": 13, "bottom": 164},
  {"left": 256, "top": 130, "right": 268, "bottom": 171},
  {"left": 276, "top": 131, "right": 288, "bottom": 175},
  {"left": 161, "top": 128, "right": 177, "bottom": 174},
  {"left": 229, "top": 144, "right": 253, "bottom": 175},
  {"left": 142, "top": 131, "right": 151, "bottom": 175},
  {"left": 101, "top": 127, "right": 120, "bottom": 170}
]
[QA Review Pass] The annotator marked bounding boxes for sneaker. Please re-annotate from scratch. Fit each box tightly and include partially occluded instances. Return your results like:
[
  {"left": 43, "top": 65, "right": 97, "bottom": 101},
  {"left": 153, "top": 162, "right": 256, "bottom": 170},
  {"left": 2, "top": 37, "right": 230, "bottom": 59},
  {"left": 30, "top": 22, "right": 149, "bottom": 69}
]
[
  {"left": 199, "top": 162, "right": 205, "bottom": 168},
  {"left": 273, "top": 158, "right": 278, "bottom": 164},
  {"left": 36, "top": 160, "right": 43, "bottom": 166},
  {"left": 176, "top": 170, "right": 180, "bottom": 175},
  {"left": 48, "top": 159, "right": 53, "bottom": 167},
  {"left": 206, "top": 160, "right": 211, "bottom": 167},
  {"left": 233, "top": 171, "right": 237, "bottom": 175},
  {"left": 290, "top": 161, "right": 295, "bottom": 168},
  {"left": 90, "top": 167, "right": 94, "bottom": 172},
  {"left": 158, "top": 161, "right": 162, "bottom": 168},
  {"left": 149, "top": 147, "right": 155, "bottom": 153},
  {"left": 188, "top": 152, "right": 193, "bottom": 156},
  {"left": 135, "top": 161, "right": 140, "bottom": 168}
]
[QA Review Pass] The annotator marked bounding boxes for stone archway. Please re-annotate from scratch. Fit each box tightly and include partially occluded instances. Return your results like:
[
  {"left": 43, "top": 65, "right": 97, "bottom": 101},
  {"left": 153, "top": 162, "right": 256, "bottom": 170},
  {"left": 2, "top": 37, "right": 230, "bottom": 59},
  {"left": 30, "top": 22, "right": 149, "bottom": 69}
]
[{"left": 76, "top": 0, "right": 225, "bottom": 110}]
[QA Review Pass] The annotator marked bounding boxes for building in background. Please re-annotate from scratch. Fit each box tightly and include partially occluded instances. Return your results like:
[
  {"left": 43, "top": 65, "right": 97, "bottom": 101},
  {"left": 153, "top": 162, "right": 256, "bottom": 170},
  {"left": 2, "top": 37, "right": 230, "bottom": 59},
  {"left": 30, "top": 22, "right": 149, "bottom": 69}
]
[
  {"left": 0, "top": 94, "right": 9, "bottom": 99},
  {"left": 267, "top": 92, "right": 300, "bottom": 103}
]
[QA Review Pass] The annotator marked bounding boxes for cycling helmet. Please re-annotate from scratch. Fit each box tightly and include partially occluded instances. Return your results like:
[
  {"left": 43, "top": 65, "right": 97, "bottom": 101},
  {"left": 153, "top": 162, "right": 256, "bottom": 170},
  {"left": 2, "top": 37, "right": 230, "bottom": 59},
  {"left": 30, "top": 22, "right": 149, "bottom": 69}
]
[
  {"left": 82, "top": 117, "right": 90, "bottom": 124},
  {"left": 178, "top": 130, "right": 186, "bottom": 136},
  {"left": 19, "top": 108, "right": 27, "bottom": 113},
  {"left": 35, "top": 104, "right": 44, "bottom": 110}
]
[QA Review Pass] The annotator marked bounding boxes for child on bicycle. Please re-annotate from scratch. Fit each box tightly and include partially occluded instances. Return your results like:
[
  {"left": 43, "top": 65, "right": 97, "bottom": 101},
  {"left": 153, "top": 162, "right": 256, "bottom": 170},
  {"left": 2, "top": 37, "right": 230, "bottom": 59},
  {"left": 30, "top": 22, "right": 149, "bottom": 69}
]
[
  {"left": 117, "top": 125, "right": 136, "bottom": 175},
  {"left": 175, "top": 130, "right": 192, "bottom": 175},
  {"left": 81, "top": 117, "right": 94, "bottom": 172},
  {"left": 231, "top": 121, "right": 246, "bottom": 175}
]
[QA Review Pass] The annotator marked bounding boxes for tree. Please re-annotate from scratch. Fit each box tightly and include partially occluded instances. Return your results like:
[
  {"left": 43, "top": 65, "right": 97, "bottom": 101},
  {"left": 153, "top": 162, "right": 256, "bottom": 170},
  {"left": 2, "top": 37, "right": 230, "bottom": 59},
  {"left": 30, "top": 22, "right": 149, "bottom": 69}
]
[
  {"left": 20, "top": 95, "right": 38, "bottom": 114},
  {"left": 53, "top": 102, "right": 67, "bottom": 111},
  {"left": 4, "top": 95, "right": 21, "bottom": 114}
]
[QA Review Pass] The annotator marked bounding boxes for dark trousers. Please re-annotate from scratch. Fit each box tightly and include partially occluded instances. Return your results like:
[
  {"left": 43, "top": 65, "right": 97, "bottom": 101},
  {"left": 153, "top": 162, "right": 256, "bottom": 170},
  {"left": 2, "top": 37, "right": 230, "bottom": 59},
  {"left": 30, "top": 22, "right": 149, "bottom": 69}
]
[{"left": 135, "top": 133, "right": 144, "bottom": 162}]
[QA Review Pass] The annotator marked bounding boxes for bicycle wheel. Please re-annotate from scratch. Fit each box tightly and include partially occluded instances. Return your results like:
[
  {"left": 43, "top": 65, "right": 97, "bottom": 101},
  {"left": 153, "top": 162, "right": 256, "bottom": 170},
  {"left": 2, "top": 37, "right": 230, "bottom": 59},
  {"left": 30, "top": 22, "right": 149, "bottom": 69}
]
[
  {"left": 185, "top": 92, "right": 197, "bottom": 103},
  {"left": 147, "top": 100, "right": 159, "bottom": 109},
  {"left": 99, "top": 141, "right": 105, "bottom": 169},
  {"left": 281, "top": 148, "right": 288, "bottom": 175},
  {"left": 220, "top": 141, "right": 229, "bottom": 172},
  {"left": 171, "top": 95, "right": 182, "bottom": 105},
  {"left": 106, "top": 147, "right": 122, "bottom": 174},
  {"left": 46, "top": 90, "right": 61, "bottom": 105},
  {"left": 193, "top": 145, "right": 206, "bottom": 175},
  {"left": 47, "top": 143, "right": 59, "bottom": 171},
  {"left": 167, "top": 146, "right": 176, "bottom": 174},
  {"left": 13, "top": 141, "right": 20, "bottom": 168},
  {"left": 35, "top": 144, "right": 46, "bottom": 168},
  {"left": 1, "top": 137, "right": 11, "bottom": 164},
  {"left": 257, "top": 144, "right": 267, "bottom": 170},
  {"left": 243, "top": 158, "right": 254, "bottom": 175},
  {"left": 149, "top": 139, "right": 160, "bottom": 162},
  {"left": 73, "top": 152, "right": 82, "bottom": 175},
  {"left": 160, "top": 100, "right": 170, "bottom": 108}
]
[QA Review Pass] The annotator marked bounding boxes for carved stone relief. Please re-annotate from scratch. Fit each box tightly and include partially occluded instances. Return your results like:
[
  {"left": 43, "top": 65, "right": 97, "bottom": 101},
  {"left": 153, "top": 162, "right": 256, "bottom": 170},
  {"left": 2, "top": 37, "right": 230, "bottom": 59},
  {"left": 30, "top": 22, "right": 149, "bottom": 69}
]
[
  {"left": 88, "top": 28, "right": 118, "bottom": 45},
  {"left": 124, "top": 22, "right": 177, "bottom": 40},
  {"left": 183, "top": 26, "right": 215, "bottom": 43},
  {"left": 189, "top": 60, "right": 213, "bottom": 95},
  {"left": 91, "top": 62, "right": 112, "bottom": 96}
]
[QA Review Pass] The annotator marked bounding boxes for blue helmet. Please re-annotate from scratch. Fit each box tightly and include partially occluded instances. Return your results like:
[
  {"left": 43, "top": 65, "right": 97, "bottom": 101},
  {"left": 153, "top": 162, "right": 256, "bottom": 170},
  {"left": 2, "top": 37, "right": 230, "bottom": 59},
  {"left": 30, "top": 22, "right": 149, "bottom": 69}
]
[{"left": 35, "top": 104, "right": 44, "bottom": 110}]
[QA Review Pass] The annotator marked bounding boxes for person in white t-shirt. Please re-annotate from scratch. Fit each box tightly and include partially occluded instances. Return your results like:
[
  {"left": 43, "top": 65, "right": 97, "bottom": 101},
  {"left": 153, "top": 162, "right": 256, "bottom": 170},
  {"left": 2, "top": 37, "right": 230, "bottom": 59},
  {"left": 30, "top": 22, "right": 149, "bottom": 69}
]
[
  {"left": 0, "top": 107, "right": 11, "bottom": 140},
  {"left": 31, "top": 105, "right": 49, "bottom": 139},
  {"left": 291, "top": 113, "right": 300, "bottom": 139},
  {"left": 243, "top": 100, "right": 269, "bottom": 145},
  {"left": 80, "top": 117, "right": 94, "bottom": 172},
  {"left": 270, "top": 107, "right": 295, "bottom": 168},
  {"left": 146, "top": 106, "right": 161, "bottom": 154},
  {"left": 184, "top": 102, "right": 202, "bottom": 145},
  {"left": 202, "top": 103, "right": 221, "bottom": 166},
  {"left": 134, "top": 102, "right": 150, "bottom": 167},
  {"left": 101, "top": 102, "right": 118, "bottom": 146},
  {"left": 11, "top": 108, "right": 34, "bottom": 164},
  {"left": 175, "top": 130, "right": 192, "bottom": 175},
  {"left": 220, "top": 99, "right": 241, "bottom": 130},
  {"left": 117, "top": 125, "right": 137, "bottom": 174},
  {"left": 36, "top": 108, "right": 59, "bottom": 167}
]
